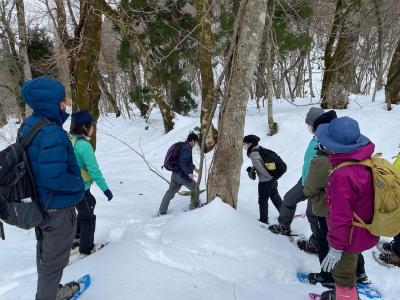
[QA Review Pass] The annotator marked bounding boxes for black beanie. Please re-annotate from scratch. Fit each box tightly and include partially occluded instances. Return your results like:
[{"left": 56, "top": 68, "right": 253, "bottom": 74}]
[
  {"left": 187, "top": 132, "right": 199, "bottom": 142},
  {"left": 313, "top": 110, "right": 337, "bottom": 131},
  {"left": 243, "top": 135, "right": 260, "bottom": 145}
]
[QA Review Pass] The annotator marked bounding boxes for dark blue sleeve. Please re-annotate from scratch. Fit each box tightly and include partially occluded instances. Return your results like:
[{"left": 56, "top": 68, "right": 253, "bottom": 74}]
[
  {"left": 37, "top": 126, "right": 85, "bottom": 193},
  {"left": 179, "top": 144, "right": 194, "bottom": 176}
]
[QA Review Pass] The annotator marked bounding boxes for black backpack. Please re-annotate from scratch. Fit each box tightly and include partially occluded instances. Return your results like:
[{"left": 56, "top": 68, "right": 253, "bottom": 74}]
[
  {"left": 163, "top": 142, "right": 184, "bottom": 172},
  {"left": 0, "top": 119, "right": 51, "bottom": 238},
  {"left": 255, "top": 146, "right": 287, "bottom": 179}
]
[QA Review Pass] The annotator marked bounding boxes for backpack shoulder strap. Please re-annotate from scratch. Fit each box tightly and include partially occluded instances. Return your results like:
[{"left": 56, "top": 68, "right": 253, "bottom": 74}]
[
  {"left": 334, "top": 159, "right": 372, "bottom": 170},
  {"left": 22, "top": 119, "right": 52, "bottom": 147}
]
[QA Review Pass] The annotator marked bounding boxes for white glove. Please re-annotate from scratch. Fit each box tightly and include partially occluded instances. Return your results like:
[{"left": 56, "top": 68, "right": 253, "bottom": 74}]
[
  {"left": 188, "top": 174, "right": 194, "bottom": 179},
  {"left": 321, "top": 247, "right": 343, "bottom": 272}
]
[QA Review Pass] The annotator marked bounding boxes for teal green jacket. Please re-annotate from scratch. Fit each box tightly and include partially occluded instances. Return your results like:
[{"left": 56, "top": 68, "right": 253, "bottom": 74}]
[
  {"left": 301, "top": 137, "right": 318, "bottom": 186},
  {"left": 70, "top": 134, "right": 108, "bottom": 191}
]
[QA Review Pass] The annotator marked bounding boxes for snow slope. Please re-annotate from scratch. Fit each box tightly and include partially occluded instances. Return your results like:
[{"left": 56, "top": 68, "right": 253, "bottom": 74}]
[{"left": 1, "top": 92, "right": 400, "bottom": 300}]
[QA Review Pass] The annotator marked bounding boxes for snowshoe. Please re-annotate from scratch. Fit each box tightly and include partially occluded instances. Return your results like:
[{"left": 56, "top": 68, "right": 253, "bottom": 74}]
[
  {"left": 297, "top": 238, "right": 319, "bottom": 254},
  {"left": 356, "top": 273, "right": 371, "bottom": 284},
  {"left": 379, "top": 252, "right": 400, "bottom": 267},
  {"left": 56, "top": 281, "right": 80, "bottom": 300},
  {"left": 382, "top": 240, "right": 395, "bottom": 253},
  {"left": 80, "top": 243, "right": 107, "bottom": 257},
  {"left": 308, "top": 273, "right": 335, "bottom": 288},
  {"left": 268, "top": 223, "right": 291, "bottom": 235},
  {"left": 320, "top": 289, "right": 335, "bottom": 300}
]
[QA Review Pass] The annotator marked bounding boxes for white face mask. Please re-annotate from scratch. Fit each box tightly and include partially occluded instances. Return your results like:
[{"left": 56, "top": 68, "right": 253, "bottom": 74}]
[
  {"left": 308, "top": 125, "right": 314, "bottom": 134},
  {"left": 243, "top": 144, "right": 249, "bottom": 151},
  {"left": 65, "top": 105, "right": 72, "bottom": 115}
]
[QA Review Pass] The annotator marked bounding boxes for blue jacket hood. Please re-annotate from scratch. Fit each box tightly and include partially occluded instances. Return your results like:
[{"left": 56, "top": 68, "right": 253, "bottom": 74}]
[{"left": 21, "top": 77, "right": 68, "bottom": 125}]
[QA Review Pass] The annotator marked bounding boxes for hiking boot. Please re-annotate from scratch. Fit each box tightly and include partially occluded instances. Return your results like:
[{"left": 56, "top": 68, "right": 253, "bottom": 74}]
[
  {"left": 382, "top": 240, "right": 395, "bottom": 253},
  {"left": 356, "top": 273, "right": 371, "bottom": 284},
  {"left": 268, "top": 224, "right": 291, "bottom": 235},
  {"left": 71, "top": 238, "right": 80, "bottom": 250},
  {"left": 308, "top": 273, "right": 335, "bottom": 288},
  {"left": 379, "top": 253, "right": 400, "bottom": 266},
  {"left": 80, "top": 243, "right": 106, "bottom": 257},
  {"left": 258, "top": 218, "right": 269, "bottom": 225},
  {"left": 320, "top": 289, "right": 335, "bottom": 300},
  {"left": 297, "top": 238, "right": 318, "bottom": 254},
  {"left": 56, "top": 281, "right": 80, "bottom": 300}
]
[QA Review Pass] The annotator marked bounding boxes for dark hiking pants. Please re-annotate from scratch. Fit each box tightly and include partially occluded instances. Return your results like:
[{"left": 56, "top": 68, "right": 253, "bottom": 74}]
[
  {"left": 278, "top": 178, "right": 319, "bottom": 240},
  {"left": 159, "top": 172, "right": 197, "bottom": 215},
  {"left": 316, "top": 217, "right": 366, "bottom": 282},
  {"left": 75, "top": 190, "right": 96, "bottom": 254},
  {"left": 258, "top": 180, "right": 282, "bottom": 223},
  {"left": 35, "top": 207, "right": 76, "bottom": 300}
]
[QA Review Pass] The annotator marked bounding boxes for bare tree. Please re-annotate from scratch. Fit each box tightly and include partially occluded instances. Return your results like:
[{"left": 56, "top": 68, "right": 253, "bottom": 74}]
[
  {"left": 385, "top": 37, "right": 400, "bottom": 109},
  {"left": 207, "top": 0, "right": 268, "bottom": 208},
  {"left": 195, "top": 0, "right": 218, "bottom": 152},
  {"left": 321, "top": 0, "right": 362, "bottom": 109},
  {"left": 15, "top": 0, "right": 31, "bottom": 80}
]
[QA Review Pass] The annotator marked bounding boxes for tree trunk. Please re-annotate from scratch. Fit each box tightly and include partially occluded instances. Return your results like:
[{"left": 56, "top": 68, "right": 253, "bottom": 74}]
[
  {"left": 97, "top": 69, "right": 121, "bottom": 117},
  {"left": 16, "top": 0, "right": 32, "bottom": 81},
  {"left": 372, "top": 0, "right": 384, "bottom": 102},
  {"left": 0, "top": 101, "right": 6, "bottom": 128},
  {"left": 147, "top": 68, "right": 175, "bottom": 133},
  {"left": 195, "top": 0, "right": 218, "bottom": 152},
  {"left": 207, "top": 0, "right": 268, "bottom": 208},
  {"left": 321, "top": 0, "right": 362, "bottom": 109},
  {"left": 320, "top": 0, "right": 344, "bottom": 104},
  {"left": 72, "top": 0, "right": 103, "bottom": 149},
  {"left": 307, "top": 51, "right": 315, "bottom": 98},
  {"left": 385, "top": 38, "right": 400, "bottom": 107},
  {"left": 265, "top": 0, "right": 277, "bottom": 136}
]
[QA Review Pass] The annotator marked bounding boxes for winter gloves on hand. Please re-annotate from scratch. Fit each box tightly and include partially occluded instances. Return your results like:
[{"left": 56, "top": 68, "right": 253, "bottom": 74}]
[
  {"left": 103, "top": 189, "right": 113, "bottom": 201},
  {"left": 246, "top": 167, "right": 256, "bottom": 180},
  {"left": 321, "top": 247, "right": 343, "bottom": 272}
]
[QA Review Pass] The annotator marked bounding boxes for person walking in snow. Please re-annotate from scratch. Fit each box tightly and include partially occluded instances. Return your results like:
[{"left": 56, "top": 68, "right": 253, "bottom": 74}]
[
  {"left": 243, "top": 135, "right": 283, "bottom": 224},
  {"left": 315, "top": 117, "right": 379, "bottom": 300},
  {"left": 269, "top": 107, "right": 323, "bottom": 253},
  {"left": 70, "top": 110, "right": 113, "bottom": 256},
  {"left": 20, "top": 77, "right": 85, "bottom": 300},
  {"left": 159, "top": 133, "right": 199, "bottom": 215},
  {"left": 303, "top": 111, "right": 369, "bottom": 288}
]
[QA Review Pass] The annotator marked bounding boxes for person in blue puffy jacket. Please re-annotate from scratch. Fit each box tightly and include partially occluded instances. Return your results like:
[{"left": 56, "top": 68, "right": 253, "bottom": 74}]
[{"left": 20, "top": 77, "right": 85, "bottom": 300}]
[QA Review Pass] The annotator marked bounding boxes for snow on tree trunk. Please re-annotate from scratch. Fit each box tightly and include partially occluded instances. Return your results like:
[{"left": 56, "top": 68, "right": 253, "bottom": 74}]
[
  {"left": 195, "top": 0, "right": 218, "bottom": 153},
  {"left": 321, "top": 0, "right": 361, "bottom": 109},
  {"left": 385, "top": 38, "right": 400, "bottom": 108},
  {"left": 207, "top": 0, "right": 268, "bottom": 208},
  {"left": 15, "top": 0, "right": 32, "bottom": 81}
]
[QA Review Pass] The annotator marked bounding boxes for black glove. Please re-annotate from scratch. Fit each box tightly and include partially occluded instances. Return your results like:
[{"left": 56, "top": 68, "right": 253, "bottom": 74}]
[
  {"left": 246, "top": 166, "right": 256, "bottom": 180},
  {"left": 104, "top": 189, "right": 113, "bottom": 201}
]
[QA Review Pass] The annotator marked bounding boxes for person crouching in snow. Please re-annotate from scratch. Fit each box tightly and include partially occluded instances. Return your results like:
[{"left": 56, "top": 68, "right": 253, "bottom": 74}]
[
  {"left": 70, "top": 110, "right": 113, "bottom": 256},
  {"left": 315, "top": 117, "right": 379, "bottom": 300},
  {"left": 243, "top": 135, "right": 282, "bottom": 224}
]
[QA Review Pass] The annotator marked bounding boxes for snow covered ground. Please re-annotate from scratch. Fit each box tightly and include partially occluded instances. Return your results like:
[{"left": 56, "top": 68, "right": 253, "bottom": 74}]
[{"left": 1, "top": 91, "right": 400, "bottom": 300}]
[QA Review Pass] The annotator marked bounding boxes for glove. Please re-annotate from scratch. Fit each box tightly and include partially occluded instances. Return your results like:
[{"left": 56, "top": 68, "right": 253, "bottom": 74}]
[
  {"left": 246, "top": 166, "right": 256, "bottom": 180},
  {"left": 321, "top": 247, "right": 343, "bottom": 272},
  {"left": 103, "top": 189, "right": 113, "bottom": 201},
  {"left": 188, "top": 174, "right": 194, "bottom": 179}
]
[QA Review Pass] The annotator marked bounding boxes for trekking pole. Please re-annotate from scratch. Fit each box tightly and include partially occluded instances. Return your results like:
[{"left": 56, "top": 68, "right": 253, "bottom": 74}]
[{"left": 0, "top": 221, "right": 5, "bottom": 240}]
